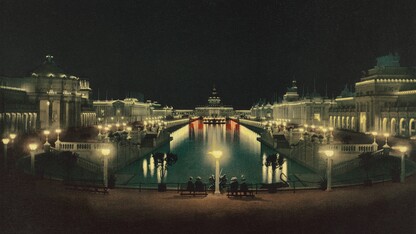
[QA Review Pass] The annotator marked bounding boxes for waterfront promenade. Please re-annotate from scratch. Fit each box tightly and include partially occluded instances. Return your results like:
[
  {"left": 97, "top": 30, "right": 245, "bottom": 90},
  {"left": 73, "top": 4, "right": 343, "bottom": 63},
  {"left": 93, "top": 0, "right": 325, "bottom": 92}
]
[{"left": 1, "top": 171, "right": 414, "bottom": 234}]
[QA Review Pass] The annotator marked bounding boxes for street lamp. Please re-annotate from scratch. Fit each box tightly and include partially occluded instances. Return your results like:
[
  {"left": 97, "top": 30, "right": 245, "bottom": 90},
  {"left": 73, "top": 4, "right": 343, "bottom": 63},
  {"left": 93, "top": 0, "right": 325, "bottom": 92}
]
[
  {"left": 55, "top": 129, "right": 62, "bottom": 150},
  {"left": 2, "top": 138, "right": 10, "bottom": 171},
  {"left": 299, "top": 128, "right": 304, "bottom": 141},
  {"left": 383, "top": 133, "right": 390, "bottom": 148},
  {"left": 43, "top": 130, "right": 50, "bottom": 151},
  {"left": 9, "top": 133, "right": 16, "bottom": 144},
  {"left": 101, "top": 148, "right": 111, "bottom": 188},
  {"left": 311, "top": 125, "right": 316, "bottom": 132},
  {"left": 209, "top": 150, "right": 223, "bottom": 195},
  {"left": 324, "top": 150, "right": 334, "bottom": 191},
  {"left": 126, "top": 126, "right": 132, "bottom": 140},
  {"left": 116, "top": 123, "right": 120, "bottom": 131},
  {"left": 122, "top": 122, "right": 127, "bottom": 131},
  {"left": 97, "top": 125, "right": 103, "bottom": 140},
  {"left": 322, "top": 128, "right": 328, "bottom": 144},
  {"left": 395, "top": 146, "right": 408, "bottom": 183},
  {"left": 328, "top": 127, "right": 334, "bottom": 143},
  {"left": 28, "top": 143, "right": 38, "bottom": 175},
  {"left": 371, "top": 132, "right": 378, "bottom": 145}
]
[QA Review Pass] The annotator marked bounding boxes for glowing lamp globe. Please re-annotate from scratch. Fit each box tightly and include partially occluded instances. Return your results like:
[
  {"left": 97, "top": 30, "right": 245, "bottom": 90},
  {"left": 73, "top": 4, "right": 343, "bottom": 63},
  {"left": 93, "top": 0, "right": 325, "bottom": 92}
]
[
  {"left": 210, "top": 151, "right": 223, "bottom": 159},
  {"left": 2, "top": 138, "right": 10, "bottom": 145},
  {"left": 28, "top": 143, "right": 38, "bottom": 151},
  {"left": 324, "top": 150, "right": 334, "bottom": 157},
  {"left": 101, "top": 148, "right": 111, "bottom": 157}
]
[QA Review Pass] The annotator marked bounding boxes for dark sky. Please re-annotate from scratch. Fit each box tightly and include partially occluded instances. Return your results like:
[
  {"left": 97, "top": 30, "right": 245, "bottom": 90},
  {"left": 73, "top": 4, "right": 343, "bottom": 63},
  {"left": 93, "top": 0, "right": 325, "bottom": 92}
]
[{"left": 1, "top": 0, "right": 415, "bottom": 109}]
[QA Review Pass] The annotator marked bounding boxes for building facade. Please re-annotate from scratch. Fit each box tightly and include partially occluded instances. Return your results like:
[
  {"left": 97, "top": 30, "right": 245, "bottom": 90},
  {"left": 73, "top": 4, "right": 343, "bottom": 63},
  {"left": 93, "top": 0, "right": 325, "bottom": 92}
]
[
  {"left": 0, "top": 55, "right": 96, "bottom": 135},
  {"left": 329, "top": 54, "right": 416, "bottom": 137},
  {"left": 194, "top": 86, "right": 234, "bottom": 117},
  {"left": 268, "top": 81, "right": 333, "bottom": 126},
  {"left": 252, "top": 54, "right": 416, "bottom": 138},
  {"left": 93, "top": 98, "right": 172, "bottom": 124}
]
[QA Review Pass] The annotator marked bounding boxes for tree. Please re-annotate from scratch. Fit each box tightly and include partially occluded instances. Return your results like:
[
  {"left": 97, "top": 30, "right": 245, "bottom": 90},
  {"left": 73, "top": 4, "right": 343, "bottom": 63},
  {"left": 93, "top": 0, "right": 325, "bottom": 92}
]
[
  {"left": 152, "top": 152, "right": 178, "bottom": 191},
  {"left": 358, "top": 151, "right": 374, "bottom": 185}
]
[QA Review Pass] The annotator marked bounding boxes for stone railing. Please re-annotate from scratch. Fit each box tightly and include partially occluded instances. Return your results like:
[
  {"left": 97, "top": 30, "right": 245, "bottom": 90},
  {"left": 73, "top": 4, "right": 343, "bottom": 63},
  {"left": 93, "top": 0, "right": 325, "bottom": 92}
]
[
  {"left": 165, "top": 118, "right": 191, "bottom": 130},
  {"left": 237, "top": 119, "right": 265, "bottom": 130},
  {"left": 59, "top": 142, "right": 112, "bottom": 151},
  {"left": 326, "top": 144, "right": 377, "bottom": 153}
]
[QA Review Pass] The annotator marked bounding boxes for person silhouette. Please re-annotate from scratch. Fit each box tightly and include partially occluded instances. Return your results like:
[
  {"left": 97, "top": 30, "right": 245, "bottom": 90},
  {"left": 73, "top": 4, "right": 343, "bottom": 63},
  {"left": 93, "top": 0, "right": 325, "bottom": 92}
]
[
  {"left": 230, "top": 177, "right": 239, "bottom": 196},
  {"left": 240, "top": 176, "right": 248, "bottom": 196},
  {"left": 187, "top": 177, "right": 194, "bottom": 194},
  {"left": 195, "top": 176, "right": 204, "bottom": 192}
]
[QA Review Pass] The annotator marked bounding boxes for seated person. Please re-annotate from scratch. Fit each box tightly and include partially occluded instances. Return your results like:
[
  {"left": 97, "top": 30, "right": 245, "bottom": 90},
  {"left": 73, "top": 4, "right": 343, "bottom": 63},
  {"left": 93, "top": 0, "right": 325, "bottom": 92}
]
[
  {"left": 195, "top": 176, "right": 204, "bottom": 192},
  {"left": 187, "top": 177, "right": 194, "bottom": 193},
  {"left": 230, "top": 177, "right": 239, "bottom": 195},
  {"left": 240, "top": 177, "right": 248, "bottom": 195}
]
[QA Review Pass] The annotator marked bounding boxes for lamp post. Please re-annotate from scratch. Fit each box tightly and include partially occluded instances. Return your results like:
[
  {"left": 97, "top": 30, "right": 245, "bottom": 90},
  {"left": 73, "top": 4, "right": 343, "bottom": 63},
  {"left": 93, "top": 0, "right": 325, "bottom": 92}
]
[
  {"left": 126, "top": 126, "right": 132, "bottom": 140},
  {"left": 371, "top": 132, "right": 378, "bottom": 145},
  {"left": 397, "top": 146, "right": 407, "bottom": 183},
  {"left": 210, "top": 150, "right": 223, "bottom": 195},
  {"left": 122, "top": 122, "right": 127, "bottom": 131},
  {"left": 101, "top": 148, "right": 111, "bottom": 188},
  {"left": 55, "top": 129, "right": 62, "bottom": 149},
  {"left": 383, "top": 133, "right": 390, "bottom": 148},
  {"left": 311, "top": 125, "right": 316, "bottom": 132},
  {"left": 2, "top": 138, "right": 10, "bottom": 172},
  {"left": 324, "top": 150, "right": 334, "bottom": 191},
  {"left": 9, "top": 133, "right": 16, "bottom": 144},
  {"left": 299, "top": 128, "right": 304, "bottom": 141},
  {"left": 116, "top": 123, "right": 120, "bottom": 131},
  {"left": 43, "top": 130, "right": 50, "bottom": 152},
  {"left": 322, "top": 128, "right": 327, "bottom": 144},
  {"left": 97, "top": 125, "right": 103, "bottom": 140},
  {"left": 328, "top": 127, "right": 334, "bottom": 143},
  {"left": 28, "top": 143, "right": 38, "bottom": 175}
]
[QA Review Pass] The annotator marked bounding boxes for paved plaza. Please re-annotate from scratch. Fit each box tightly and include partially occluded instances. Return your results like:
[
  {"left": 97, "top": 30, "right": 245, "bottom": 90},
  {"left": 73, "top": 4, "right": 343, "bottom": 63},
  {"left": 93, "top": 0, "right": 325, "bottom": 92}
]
[{"left": 1, "top": 171, "right": 415, "bottom": 234}]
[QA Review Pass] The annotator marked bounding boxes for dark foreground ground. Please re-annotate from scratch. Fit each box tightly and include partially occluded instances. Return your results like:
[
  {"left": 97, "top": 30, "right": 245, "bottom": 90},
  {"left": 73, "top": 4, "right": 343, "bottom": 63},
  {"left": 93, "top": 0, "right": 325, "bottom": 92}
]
[{"left": 0, "top": 171, "right": 415, "bottom": 234}]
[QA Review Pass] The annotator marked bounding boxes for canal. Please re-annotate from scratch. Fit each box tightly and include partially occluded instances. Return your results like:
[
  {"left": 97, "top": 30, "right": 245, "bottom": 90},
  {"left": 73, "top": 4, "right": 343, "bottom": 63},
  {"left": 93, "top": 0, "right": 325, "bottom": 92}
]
[{"left": 117, "top": 120, "right": 316, "bottom": 187}]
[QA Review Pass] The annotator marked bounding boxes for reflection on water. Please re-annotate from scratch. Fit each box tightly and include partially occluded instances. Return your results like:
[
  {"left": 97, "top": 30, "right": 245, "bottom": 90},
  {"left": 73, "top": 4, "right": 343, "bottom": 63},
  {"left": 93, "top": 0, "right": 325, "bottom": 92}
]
[{"left": 119, "top": 120, "right": 309, "bottom": 185}]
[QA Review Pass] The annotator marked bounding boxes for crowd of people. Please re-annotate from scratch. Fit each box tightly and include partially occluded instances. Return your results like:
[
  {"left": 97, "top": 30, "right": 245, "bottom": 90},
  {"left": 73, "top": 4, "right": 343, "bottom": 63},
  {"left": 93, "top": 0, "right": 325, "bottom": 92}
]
[{"left": 186, "top": 175, "right": 249, "bottom": 194}]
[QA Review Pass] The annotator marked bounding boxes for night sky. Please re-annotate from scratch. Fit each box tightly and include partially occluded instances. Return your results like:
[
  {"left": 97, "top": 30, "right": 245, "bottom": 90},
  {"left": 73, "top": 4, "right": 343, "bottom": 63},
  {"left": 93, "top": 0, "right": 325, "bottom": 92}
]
[{"left": 1, "top": 0, "right": 415, "bottom": 109}]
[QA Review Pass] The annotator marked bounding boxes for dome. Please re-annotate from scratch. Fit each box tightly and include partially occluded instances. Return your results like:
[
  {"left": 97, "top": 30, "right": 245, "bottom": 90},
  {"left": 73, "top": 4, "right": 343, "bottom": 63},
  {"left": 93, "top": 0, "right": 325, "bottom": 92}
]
[{"left": 31, "top": 55, "right": 67, "bottom": 78}]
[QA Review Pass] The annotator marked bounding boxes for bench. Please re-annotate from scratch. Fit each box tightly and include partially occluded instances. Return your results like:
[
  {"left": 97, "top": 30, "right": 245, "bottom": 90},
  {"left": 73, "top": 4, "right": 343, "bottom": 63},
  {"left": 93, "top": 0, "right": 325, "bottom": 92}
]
[
  {"left": 227, "top": 189, "right": 255, "bottom": 198},
  {"left": 179, "top": 183, "right": 208, "bottom": 196},
  {"left": 64, "top": 180, "right": 109, "bottom": 194}
]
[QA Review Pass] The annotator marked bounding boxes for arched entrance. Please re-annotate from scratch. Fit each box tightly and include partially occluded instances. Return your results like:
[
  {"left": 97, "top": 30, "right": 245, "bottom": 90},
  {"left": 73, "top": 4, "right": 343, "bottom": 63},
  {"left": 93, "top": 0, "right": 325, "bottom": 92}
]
[
  {"left": 399, "top": 118, "right": 407, "bottom": 136},
  {"left": 382, "top": 118, "right": 388, "bottom": 133},
  {"left": 410, "top": 119, "right": 415, "bottom": 137},
  {"left": 351, "top": 117, "right": 356, "bottom": 130},
  {"left": 390, "top": 118, "right": 397, "bottom": 136}
]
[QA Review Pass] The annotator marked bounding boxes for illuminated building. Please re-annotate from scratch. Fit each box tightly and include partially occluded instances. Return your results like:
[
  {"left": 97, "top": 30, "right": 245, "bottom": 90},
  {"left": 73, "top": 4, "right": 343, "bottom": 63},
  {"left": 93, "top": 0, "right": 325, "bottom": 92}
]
[
  {"left": 194, "top": 86, "right": 234, "bottom": 117},
  {"left": 329, "top": 54, "right": 416, "bottom": 137},
  {"left": 0, "top": 55, "right": 95, "bottom": 134},
  {"left": 252, "top": 54, "right": 416, "bottom": 138},
  {"left": 93, "top": 98, "right": 172, "bottom": 123}
]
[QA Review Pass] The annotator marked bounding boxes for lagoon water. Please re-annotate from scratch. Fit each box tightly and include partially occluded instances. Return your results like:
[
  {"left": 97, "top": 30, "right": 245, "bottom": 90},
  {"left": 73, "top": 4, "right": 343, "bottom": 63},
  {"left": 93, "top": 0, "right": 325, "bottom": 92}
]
[{"left": 118, "top": 120, "right": 313, "bottom": 187}]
